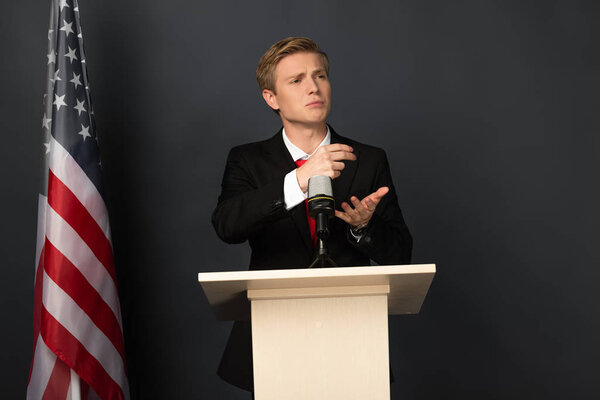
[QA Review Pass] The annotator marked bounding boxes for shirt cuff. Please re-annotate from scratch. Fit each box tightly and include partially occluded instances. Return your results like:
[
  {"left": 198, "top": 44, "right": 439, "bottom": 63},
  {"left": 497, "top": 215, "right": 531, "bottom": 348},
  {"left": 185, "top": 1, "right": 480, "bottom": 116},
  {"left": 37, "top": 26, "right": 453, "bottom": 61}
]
[
  {"left": 284, "top": 169, "right": 307, "bottom": 210},
  {"left": 349, "top": 228, "right": 364, "bottom": 243}
]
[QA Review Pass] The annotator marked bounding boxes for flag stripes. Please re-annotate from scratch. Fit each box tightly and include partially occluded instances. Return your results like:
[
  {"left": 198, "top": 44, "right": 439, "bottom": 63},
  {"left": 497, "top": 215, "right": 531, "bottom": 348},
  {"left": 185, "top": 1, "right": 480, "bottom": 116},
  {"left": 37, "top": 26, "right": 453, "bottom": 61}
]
[
  {"left": 41, "top": 306, "right": 127, "bottom": 400},
  {"left": 32, "top": 241, "right": 46, "bottom": 365},
  {"left": 47, "top": 169, "right": 117, "bottom": 284},
  {"left": 45, "top": 204, "right": 122, "bottom": 320},
  {"left": 28, "top": 337, "right": 57, "bottom": 399},
  {"left": 42, "top": 357, "right": 71, "bottom": 400},
  {"left": 43, "top": 240, "right": 126, "bottom": 360},
  {"left": 47, "top": 137, "right": 111, "bottom": 239},
  {"left": 41, "top": 266, "right": 128, "bottom": 395}
]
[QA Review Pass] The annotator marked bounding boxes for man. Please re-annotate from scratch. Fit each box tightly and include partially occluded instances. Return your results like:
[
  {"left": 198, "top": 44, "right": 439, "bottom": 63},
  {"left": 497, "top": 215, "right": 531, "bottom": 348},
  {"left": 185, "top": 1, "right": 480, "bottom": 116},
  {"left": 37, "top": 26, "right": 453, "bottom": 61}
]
[{"left": 212, "top": 37, "right": 412, "bottom": 393}]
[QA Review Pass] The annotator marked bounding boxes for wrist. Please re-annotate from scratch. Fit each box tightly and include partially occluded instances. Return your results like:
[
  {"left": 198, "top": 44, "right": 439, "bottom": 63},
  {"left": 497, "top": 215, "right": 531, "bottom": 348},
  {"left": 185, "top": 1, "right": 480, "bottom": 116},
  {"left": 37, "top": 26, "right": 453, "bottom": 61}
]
[
  {"left": 351, "top": 221, "right": 369, "bottom": 233},
  {"left": 296, "top": 168, "right": 308, "bottom": 192}
]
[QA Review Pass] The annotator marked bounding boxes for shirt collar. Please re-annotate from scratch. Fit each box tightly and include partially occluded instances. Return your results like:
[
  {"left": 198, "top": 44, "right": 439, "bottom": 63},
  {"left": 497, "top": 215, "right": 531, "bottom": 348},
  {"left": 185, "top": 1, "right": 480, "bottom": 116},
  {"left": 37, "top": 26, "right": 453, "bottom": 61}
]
[{"left": 282, "top": 127, "right": 331, "bottom": 162}]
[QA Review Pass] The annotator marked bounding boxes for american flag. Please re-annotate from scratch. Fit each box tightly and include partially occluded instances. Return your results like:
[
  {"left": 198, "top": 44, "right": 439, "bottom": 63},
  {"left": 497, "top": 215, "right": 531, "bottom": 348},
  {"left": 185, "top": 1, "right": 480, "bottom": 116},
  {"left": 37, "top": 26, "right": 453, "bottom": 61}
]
[{"left": 27, "top": 0, "right": 129, "bottom": 399}]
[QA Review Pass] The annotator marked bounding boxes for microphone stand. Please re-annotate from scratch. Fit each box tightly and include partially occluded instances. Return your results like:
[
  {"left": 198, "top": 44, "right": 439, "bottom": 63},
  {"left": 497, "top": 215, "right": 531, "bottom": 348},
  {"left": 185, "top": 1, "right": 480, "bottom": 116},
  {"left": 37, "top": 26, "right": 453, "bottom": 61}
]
[{"left": 308, "top": 213, "right": 337, "bottom": 268}]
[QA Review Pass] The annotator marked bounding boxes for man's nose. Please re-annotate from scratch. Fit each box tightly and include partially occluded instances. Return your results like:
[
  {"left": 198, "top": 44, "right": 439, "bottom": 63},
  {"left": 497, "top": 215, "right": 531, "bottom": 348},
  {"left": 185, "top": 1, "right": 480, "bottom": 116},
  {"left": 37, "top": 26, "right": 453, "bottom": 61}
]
[{"left": 306, "top": 77, "right": 319, "bottom": 94}]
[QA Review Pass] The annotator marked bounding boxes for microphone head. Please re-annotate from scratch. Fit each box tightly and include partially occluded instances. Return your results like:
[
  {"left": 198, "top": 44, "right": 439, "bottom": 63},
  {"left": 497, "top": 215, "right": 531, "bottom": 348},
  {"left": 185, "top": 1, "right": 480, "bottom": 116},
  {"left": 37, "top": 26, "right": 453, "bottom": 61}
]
[
  {"left": 308, "top": 175, "right": 334, "bottom": 218},
  {"left": 308, "top": 175, "right": 333, "bottom": 198}
]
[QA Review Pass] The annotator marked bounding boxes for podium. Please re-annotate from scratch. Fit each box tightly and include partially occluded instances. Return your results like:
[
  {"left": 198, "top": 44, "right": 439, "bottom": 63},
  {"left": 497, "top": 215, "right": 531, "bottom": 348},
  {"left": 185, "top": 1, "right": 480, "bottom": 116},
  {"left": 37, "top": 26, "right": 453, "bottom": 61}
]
[{"left": 198, "top": 264, "right": 435, "bottom": 399}]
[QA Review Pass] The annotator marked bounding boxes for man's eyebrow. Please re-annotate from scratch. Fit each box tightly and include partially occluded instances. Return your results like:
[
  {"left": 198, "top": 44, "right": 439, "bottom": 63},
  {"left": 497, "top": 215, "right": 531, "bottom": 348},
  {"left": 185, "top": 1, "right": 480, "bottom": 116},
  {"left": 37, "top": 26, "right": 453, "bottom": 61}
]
[{"left": 283, "top": 72, "right": 306, "bottom": 80}]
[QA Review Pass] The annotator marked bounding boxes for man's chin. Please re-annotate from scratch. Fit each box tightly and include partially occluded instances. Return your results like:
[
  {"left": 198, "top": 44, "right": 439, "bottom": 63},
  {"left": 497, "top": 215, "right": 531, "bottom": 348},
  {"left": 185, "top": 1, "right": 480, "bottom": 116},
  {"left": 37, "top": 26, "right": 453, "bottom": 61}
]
[
  {"left": 306, "top": 111, "right": 330, "bottom": 124},
  {"left": 282, "top": 115, "right": 329, "bottom": 128}
]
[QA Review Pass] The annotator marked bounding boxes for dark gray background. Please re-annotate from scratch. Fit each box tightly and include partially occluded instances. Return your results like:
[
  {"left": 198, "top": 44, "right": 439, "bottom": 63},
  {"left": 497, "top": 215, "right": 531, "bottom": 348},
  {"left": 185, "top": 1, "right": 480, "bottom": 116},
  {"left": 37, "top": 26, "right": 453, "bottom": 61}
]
[{"left": 2, "top": 0, "right": 599, "bottom": 398}]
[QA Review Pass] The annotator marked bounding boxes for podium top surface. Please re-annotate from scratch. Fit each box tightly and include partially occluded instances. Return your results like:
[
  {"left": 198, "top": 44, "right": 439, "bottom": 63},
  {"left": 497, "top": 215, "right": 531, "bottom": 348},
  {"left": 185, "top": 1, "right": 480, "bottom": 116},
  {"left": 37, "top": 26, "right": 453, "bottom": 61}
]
[{"left": 198, "top": 264, "right": 435, "bottom": 320}]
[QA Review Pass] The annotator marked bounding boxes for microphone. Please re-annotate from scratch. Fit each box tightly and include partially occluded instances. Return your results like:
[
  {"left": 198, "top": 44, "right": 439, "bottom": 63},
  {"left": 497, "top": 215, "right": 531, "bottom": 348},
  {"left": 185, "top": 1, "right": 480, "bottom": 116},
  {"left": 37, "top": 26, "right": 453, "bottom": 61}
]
[
  {"left": 307, "top": 176, "right": 336, "bottom": 268},
  {"left": 307, "top": 175, "right": 335, "bottom": 237}
]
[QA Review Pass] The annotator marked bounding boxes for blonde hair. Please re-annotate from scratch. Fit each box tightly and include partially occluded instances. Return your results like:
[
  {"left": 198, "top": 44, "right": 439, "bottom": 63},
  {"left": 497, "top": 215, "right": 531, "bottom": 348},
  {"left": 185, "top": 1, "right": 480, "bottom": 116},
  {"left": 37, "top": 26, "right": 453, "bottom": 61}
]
[{"left": 256, "top": 37, "right": 329, "bottom": 93}]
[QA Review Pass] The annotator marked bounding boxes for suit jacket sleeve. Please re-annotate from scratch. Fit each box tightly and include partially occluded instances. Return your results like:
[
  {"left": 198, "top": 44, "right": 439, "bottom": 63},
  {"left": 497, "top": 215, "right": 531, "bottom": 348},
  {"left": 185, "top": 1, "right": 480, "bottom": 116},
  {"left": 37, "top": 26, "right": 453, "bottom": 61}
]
[
  {"left": 347, "top": 149, "right": 413, "bottom": 265},
  {"left": 212, "top": 145, "right": 289, "bottom": 244}
]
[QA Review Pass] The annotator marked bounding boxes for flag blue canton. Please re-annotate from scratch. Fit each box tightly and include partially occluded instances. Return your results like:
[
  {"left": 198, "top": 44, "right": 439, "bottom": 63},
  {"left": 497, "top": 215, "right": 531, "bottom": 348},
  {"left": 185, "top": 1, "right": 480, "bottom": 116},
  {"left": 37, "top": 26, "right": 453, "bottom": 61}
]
[{"left": 44, "top": 0, "right": 103, "bottom": 196}]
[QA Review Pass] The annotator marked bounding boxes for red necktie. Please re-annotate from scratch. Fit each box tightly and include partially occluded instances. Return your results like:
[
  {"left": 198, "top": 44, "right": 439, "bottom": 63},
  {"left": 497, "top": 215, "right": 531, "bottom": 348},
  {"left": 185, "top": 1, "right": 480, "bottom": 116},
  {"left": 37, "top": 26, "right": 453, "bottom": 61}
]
[{"left": 295, "top": 159, "right": 316, "bottom": 246}]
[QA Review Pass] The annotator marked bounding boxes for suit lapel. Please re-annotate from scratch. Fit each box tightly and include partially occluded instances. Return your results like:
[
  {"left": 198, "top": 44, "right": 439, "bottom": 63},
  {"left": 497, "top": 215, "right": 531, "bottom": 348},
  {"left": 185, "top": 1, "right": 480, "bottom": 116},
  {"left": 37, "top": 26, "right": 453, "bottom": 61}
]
[
  {"left": 330, "top": 128, "right": 359, "bottom": 204},
  {"left": 262, "top": 130, "right": 296, "bottom": 171},
  {"left": 263, "top": 130, "right": 314, "bottom": 255}
]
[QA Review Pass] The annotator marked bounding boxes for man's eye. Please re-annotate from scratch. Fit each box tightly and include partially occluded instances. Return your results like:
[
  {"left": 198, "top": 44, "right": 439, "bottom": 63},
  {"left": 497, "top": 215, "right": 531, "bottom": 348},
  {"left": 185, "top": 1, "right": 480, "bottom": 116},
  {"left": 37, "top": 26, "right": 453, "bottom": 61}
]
[
  {"left": 291, "top": 79, "right": 300, "bottom": 84},
  {"left": 317, "top": 74, "right": 327, "bottom": 79}
]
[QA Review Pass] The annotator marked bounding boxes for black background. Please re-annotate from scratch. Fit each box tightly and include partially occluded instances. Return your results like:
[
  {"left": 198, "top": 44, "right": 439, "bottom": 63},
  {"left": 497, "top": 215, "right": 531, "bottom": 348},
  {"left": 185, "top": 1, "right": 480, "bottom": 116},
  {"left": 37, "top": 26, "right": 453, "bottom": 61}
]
[{"left": 2, "top": 0, "right": 599, "bottom": 398}]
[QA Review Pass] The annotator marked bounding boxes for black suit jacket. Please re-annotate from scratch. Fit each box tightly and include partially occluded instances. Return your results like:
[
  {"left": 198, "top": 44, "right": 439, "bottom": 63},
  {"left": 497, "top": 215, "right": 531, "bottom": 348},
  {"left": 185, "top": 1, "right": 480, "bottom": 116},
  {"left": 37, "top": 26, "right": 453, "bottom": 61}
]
[{"left": 212, "top": 127, "right": 412, "bottom": 391}]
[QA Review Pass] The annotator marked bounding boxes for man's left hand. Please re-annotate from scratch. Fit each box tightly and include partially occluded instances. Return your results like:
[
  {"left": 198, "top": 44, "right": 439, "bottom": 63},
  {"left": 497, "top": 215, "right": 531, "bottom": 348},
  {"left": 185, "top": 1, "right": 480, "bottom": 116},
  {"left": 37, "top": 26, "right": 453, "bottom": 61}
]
[{"left": 334, "top": 186, "right": 389, "bottom": 229}]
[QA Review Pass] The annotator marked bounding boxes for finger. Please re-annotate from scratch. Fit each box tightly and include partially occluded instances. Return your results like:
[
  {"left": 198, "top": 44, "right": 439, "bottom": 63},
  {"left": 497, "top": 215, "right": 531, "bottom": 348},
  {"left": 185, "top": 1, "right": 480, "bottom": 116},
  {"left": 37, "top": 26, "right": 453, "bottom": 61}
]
[
  {"left": 334, "top": 210, "right": 351, "bottom": 223},
  {"left": 339, "top": 208, "right": 362, "bottom": 226},
  {"left": 356, "top": 202, "right": 374, "bottom": 221},
  {"left": 330, "top": 151, "right": 357, "bottom": 161},
  {"left": 367, "top": 186, "right": 389, "bottom": 205},
  {"left": 355, "top": 196, "right": 377, "bottom": 220},
  {"left": 350, "top": 196, "right": 367, "bottom": 216},
  {"left": 332, "top": 161, "right": 346, "bottom": 171},
  {"left": 325, "top": 144, "right": 353, "bottom": 153},
  {"left": 363, "top": 197, "right": 375, "bottom": 212},
  {"left": 376, "top": 186, "right": 389, "bottom": 197},
  {"left": 343, "top": 201, "right": 363, "bottom": 222},
  {"left": 341, "top": 201, "right": 354, "bottom": 213}
]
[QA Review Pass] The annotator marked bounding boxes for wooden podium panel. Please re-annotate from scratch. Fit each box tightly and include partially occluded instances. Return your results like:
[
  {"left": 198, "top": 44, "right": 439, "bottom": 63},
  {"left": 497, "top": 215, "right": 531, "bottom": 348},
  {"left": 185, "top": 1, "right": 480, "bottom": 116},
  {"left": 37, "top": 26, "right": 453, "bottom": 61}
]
[{"left": 249, "top": 285, "right": 390, "bottom": 399}]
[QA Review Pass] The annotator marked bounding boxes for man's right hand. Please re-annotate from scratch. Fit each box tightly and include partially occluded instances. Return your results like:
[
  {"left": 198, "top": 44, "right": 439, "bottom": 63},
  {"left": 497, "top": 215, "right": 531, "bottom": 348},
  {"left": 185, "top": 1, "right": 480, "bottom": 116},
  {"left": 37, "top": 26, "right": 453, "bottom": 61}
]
[{"left": 296, "top": 144, "right": 356, "bottom": 192}]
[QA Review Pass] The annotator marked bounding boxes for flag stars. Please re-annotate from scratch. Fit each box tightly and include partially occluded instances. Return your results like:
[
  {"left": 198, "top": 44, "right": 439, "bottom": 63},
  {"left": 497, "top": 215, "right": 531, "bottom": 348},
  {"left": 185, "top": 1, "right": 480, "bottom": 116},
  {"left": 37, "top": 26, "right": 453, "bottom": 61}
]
[
  {"left": 44, "top": 142, "right": 51, "bottom": 154},
  {"left": 47, "top": 50, "right": 56, "bottom": 64},
  {"left": 64, "top": 46, "right": 78, "bottom": 63},
  {"left": 78, "top": 124, "right": 91, "bottom": 140},
  {"left": 48, "top": 29, "right": 54, "bottom": 40},
  {"left": 42, "top": 113, "right": 52, "bottom": 129},
  {"left": 50, "top": 68, "right": 62, "bottom": 83},
  {"left": 54, "top": 94, "right": 67, "bottom": 110},
  {"left": 59, "top": 0, "right": 70, "bottom": 11},
  {"left": 60, "top": 19, "right": 74, "bottom": 37},
  {"left": 70, "top": 72, "right": 82, "bottom": 89},
  {"left": 74, "top": 99, "right": 87, "bottom": 115}
]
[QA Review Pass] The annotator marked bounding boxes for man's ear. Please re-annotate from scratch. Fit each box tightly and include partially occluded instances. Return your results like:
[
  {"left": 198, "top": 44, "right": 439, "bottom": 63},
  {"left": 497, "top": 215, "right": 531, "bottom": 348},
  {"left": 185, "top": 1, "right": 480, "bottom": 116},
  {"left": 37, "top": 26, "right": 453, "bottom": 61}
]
[{"left": 262, "top": 89, "right": 279, "bottom": 111}]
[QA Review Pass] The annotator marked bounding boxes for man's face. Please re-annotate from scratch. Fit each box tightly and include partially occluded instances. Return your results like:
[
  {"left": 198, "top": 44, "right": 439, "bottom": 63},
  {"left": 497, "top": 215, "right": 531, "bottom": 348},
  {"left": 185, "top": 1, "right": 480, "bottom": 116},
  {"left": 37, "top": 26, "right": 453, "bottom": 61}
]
[{"left": 263, "top": 52, "right": 331, "bottom": 128}]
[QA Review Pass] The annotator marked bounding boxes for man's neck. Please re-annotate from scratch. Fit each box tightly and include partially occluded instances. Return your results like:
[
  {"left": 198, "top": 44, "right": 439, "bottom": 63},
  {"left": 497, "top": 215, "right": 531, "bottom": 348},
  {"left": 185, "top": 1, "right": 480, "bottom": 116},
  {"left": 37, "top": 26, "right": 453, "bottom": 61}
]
[{"left": 282, "top": 121, "right": 328, "bottom": 154}]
